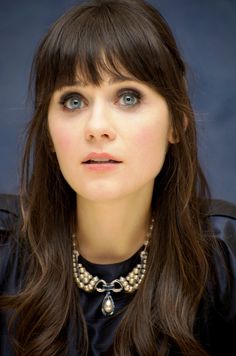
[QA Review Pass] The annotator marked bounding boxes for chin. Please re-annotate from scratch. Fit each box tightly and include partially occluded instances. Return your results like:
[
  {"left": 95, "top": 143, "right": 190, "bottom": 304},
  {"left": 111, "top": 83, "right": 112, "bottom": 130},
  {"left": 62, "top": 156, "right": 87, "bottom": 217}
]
[
  {"left": 76, "top": 189, "right": 126, "bottom": 203},
  {"left": 75, "top": 182, "right": 153, "bottom": 204}
]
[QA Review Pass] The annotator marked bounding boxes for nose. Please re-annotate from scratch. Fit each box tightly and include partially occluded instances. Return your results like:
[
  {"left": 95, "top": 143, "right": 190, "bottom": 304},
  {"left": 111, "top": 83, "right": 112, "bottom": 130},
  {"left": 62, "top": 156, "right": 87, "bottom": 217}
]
[{"left": 85, "top": 102, "right": 116, "bottom": 142}]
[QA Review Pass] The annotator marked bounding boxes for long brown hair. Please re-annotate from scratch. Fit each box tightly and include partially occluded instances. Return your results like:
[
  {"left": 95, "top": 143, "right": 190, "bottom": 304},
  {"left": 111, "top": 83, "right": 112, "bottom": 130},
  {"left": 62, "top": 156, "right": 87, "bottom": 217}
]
[{"left": 1, "top": 0, "right": 216, "bottom": 355}]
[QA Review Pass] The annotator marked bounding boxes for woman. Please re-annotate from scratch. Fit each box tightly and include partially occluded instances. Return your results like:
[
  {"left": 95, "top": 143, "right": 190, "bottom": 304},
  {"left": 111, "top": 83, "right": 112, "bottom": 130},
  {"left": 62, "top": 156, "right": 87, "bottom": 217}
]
[{"left": 0, "top": 0, "right": 235, "bottom": 355}]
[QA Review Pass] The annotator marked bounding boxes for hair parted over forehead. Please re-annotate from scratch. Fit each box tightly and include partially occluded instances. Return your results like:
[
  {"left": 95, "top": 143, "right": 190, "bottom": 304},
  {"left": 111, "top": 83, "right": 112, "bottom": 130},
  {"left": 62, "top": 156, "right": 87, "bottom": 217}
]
[{"left": 33, "top": 0, "right": 186, "bottom": 111}]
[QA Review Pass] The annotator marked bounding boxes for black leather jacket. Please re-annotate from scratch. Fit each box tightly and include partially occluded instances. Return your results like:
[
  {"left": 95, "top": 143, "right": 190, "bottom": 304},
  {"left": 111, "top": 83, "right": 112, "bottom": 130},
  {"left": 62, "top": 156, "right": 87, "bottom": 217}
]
[{"left": 0, "top": 195, "right": 236, "bottom": 355}]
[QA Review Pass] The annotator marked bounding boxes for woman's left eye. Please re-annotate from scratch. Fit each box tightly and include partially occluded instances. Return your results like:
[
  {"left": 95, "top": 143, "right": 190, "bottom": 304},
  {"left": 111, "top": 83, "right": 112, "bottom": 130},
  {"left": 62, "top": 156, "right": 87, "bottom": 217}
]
[{"left": 118, "top": 90, "right": 141, "bottom": 107}]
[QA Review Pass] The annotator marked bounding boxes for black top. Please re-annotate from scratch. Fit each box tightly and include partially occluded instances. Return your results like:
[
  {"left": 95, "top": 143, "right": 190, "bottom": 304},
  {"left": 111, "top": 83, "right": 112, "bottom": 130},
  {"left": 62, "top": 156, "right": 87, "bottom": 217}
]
[
  {"left": 0, "top": 198, "right": 236, "bottom": 355},
  {"left": 78, "top": 251, "right": 140, "bottom": 355}
]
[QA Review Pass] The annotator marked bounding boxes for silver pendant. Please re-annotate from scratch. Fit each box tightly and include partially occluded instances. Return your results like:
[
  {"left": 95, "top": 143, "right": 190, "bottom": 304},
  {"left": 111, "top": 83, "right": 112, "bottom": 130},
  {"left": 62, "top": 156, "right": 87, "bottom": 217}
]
[{"left": 101, "top": 292, "right": 115, "bottom": 316}]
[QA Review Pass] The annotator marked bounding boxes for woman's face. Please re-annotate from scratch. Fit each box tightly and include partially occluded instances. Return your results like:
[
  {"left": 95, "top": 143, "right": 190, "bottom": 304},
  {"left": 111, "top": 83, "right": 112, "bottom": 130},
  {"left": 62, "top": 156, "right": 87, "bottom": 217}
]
[{"left": 48, "top": 71, "right": 174, "bottom": 202}]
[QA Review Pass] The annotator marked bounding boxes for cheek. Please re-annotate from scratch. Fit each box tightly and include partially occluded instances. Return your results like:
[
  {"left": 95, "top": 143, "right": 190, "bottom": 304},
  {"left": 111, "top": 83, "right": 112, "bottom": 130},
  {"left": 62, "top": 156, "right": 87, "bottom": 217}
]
[
  {"left": 50, "top": 124, "right": 75, "bottom": 153},
  {"left": 134, "top": 127, "right": 151, "bottom": 145},
  {"left": 131, "top": 123, "right": 170, "bottom": 178},
  {"left": 133, "top": 124, "right": 169, "bottom": 153}
]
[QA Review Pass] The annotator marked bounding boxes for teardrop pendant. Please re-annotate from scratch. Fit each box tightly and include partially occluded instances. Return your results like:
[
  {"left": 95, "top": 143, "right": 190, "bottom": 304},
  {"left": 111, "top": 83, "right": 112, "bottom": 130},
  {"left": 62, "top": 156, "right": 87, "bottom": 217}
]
[{"left": 101, "top": 292, "right": 115, "bottom": 316}]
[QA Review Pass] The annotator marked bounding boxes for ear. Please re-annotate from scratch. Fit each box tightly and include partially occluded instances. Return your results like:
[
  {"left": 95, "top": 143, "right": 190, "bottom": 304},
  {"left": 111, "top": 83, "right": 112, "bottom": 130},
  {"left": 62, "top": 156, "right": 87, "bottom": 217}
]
[
  {"left": 168, "top": 114, "right": 188, "bottom": 144},
  {"left": 168, "top": 126, "right": 178, "bottom": 144},
  {"left": 183, "top": 114, "right": 189, "bottom": 130}
]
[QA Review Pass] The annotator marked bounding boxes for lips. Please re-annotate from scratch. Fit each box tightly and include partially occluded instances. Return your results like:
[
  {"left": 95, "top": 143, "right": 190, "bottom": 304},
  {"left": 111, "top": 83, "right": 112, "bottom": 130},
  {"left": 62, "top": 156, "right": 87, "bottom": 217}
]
[
  {"left": 82, "top": 152, "right": 122, "bottom": 164},
  {"left": 85, "top": 159, "right": 120, "bottom": 164}
]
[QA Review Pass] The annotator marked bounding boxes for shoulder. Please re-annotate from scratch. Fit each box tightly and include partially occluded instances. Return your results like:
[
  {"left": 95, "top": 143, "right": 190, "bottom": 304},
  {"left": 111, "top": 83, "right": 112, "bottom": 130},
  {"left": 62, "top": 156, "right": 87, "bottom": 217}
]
[
  {"left": 0, "top": 194, "right": 22, "bottom": 293},
  {"left": 207, "top": 199, "right": 236, "bottom": 275},
  {"left": 0, "top": 193, "right": 19, "bottom": 238},
  {"left": 194, "top": 200, "right": 236, "bottom": 353},
  {"left": 208, "top": 199, "right": 236, "bottom": 264},
  {"left": 208, "top": 198, "right": 236, "bottom": 243},
  {"left": 206, "top": 199, "right": 236, "bottom": 321}
]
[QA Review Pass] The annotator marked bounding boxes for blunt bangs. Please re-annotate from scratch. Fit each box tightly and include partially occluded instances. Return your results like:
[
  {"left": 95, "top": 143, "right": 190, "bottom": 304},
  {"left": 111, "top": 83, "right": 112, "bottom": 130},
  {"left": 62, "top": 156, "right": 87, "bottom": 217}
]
[{"left": 36, "top": 0, "right": 184, "bottom": 98}]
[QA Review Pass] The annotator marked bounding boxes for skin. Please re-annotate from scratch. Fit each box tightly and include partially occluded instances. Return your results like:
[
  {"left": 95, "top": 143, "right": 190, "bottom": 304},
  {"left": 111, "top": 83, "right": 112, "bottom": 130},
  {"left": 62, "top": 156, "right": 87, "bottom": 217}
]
[{"left": 48, "top": 71, "right": 175, "bottom": 264}]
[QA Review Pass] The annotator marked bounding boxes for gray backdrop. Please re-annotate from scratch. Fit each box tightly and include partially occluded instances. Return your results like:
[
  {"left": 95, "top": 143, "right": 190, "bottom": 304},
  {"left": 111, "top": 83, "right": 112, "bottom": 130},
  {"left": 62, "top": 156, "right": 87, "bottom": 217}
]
[{"left": 0, "top": 0, "right": 235, "bottom": 203}]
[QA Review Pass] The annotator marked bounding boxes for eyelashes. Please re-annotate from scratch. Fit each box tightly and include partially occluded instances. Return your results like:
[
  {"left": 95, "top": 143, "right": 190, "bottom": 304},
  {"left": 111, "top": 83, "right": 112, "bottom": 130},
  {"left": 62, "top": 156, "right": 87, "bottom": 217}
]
[
  {"left": 119, "top": 90, "right": 142, "bottom": 106},
  {"left": 59, "top": 92, "right": 84, "bottom": 110},
  {"left": 58, "top": 88, "right": 143, "bottom": 111}
]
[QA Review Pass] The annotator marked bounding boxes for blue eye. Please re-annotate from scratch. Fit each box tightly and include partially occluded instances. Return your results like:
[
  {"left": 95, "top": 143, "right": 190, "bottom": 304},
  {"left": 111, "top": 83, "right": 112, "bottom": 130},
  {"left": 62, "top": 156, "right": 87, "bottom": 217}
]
[
  {"left": 59, "top": 93, "right": 85, "bottom": 110},
  {"left": 119, "top": 91, "right": 141, "bottom": 107}
]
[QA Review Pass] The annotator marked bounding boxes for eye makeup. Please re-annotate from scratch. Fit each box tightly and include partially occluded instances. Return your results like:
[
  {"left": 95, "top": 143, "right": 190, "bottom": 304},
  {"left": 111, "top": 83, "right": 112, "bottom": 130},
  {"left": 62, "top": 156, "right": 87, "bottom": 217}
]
[
  {"left": 116, "top": 88, "right": 142, "bottom": 106},
  {"left": 58, "top": 87, "right": 144, "bottom": 112},
  {"left": 59, "top": 92, "right": 84, "bottom": 109}
]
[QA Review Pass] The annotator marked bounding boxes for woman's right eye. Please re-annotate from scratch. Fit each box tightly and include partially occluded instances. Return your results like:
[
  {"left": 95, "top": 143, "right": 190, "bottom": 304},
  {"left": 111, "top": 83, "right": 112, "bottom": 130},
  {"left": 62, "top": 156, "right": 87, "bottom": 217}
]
[{"left": 59, "top": 93, "right": 85, "bottom": 111}]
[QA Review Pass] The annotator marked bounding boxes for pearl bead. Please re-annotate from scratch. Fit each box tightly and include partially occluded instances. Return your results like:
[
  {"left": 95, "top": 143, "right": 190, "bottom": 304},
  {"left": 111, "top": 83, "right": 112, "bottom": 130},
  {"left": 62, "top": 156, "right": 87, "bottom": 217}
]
[{"left": 103, "top": 299, "right": 114, "bottom": 313}]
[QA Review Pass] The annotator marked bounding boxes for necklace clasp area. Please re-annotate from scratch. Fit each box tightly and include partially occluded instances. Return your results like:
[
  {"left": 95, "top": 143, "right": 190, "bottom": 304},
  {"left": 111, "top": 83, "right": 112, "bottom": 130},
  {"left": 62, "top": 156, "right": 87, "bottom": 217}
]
[{"left": 95, "top": 279, "right": 123, "bottom": 293}]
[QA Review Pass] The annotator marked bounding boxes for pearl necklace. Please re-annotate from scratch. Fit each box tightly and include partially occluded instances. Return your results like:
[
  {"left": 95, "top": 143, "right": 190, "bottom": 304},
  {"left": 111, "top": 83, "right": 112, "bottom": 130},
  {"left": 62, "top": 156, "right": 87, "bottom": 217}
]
[{"left": 72, "top": 219, "right": 154, "bottom": 316}]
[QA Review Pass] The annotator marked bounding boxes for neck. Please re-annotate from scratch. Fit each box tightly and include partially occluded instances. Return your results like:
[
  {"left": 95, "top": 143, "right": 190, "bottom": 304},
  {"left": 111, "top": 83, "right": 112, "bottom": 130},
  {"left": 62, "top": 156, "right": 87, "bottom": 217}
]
[{"left": 76, "top": 191, "right": 153, "bottom": 264}]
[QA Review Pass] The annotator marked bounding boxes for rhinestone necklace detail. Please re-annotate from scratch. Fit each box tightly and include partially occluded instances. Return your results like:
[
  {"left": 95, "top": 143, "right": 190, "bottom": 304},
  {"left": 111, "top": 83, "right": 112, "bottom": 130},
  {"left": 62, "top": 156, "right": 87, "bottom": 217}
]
[{"left": 72, "top": 218, "right": 154, "bottom": 316}]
